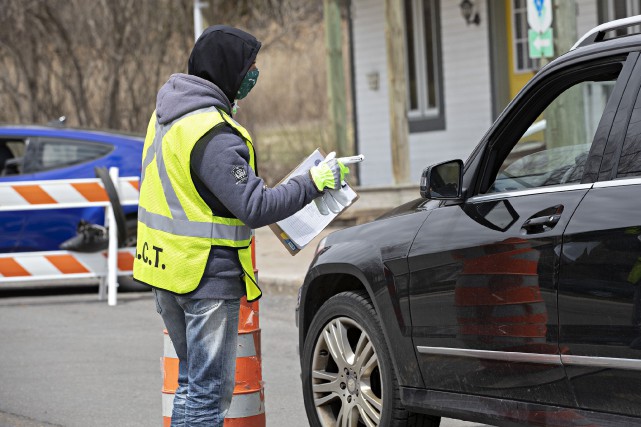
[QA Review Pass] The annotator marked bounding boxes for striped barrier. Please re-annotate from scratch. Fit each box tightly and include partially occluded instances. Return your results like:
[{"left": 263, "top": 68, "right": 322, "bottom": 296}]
[
  {"left": 0, "top": 167, "right": 140, "bottom": 305},
  {"left": 0, "top": 176, "right": 139, "bottom": 211},
  {"left": 0, "top": 248, "right": 135, "bottom": 281},
  {"left": 162, "top": 297, "right": 265, "bottom": 426}
]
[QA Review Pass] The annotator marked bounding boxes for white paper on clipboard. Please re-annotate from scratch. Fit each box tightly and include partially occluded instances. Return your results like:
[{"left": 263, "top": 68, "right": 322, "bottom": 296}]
[{"left": 276, "top": 149, "right": 358, "bottom": 248}]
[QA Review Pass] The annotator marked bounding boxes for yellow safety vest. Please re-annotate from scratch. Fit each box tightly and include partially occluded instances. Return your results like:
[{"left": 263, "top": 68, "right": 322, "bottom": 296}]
[{"left": 133, "top": 106, "right": 261, "bottom": 301}]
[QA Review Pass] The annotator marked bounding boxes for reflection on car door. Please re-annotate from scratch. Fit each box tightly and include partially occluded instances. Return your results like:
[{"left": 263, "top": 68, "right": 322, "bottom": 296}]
[
  {"left": 408, "top": 54, "right": 634, "bottom": 408},
  {"left": 559, "top": 57, "right": 641, "bottom": 417},
  {"left": 409, "top": 193, "right": 584, "bottom": 406}
]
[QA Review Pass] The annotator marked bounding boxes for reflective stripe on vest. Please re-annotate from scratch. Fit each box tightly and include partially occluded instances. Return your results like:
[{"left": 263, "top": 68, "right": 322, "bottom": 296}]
[
  {"left": 133, "top": 107, "right": 261, "bottom": 300},
  {"left": 137, "top": 207, "right": 252, "bottom": 242}
]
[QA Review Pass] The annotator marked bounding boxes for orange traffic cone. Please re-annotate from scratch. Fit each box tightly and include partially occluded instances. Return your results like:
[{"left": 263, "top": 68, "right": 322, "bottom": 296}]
[
  {"left": 161, "top": 329, "right": 178, "bottom": 427},
  {"left": 226, "top": 296, "right": 265, "bottom": 426},
  {"left": 161, "top": 240, "right": 265, "bottom": 426}
]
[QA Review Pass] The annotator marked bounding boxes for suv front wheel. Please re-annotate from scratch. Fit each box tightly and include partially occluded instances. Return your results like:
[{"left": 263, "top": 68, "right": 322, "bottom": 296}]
[{"left": 301, "top": 290, "right": 440, "bottom": 427}]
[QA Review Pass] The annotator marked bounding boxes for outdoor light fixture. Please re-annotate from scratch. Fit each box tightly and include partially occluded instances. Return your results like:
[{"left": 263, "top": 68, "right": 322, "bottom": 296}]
[{"left": 460, "top": 0, "right": 480, "bottom": 26}]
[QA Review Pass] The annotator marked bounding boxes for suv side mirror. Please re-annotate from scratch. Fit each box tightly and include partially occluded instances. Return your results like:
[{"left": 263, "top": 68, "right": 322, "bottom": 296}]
[{"left": 420, "top": 159, "right": 463, "bottom": 200}]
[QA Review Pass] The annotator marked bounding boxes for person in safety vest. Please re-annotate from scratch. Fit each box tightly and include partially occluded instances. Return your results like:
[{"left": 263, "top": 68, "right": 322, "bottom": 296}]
[{"left": 133, "top": 25, "right": 348, "bottom": 426}]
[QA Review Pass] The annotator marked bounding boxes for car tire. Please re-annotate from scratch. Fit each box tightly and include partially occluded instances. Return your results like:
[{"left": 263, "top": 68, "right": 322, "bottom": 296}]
[{"left": 301, "top": 290, "right": 440, "bottom": 427}]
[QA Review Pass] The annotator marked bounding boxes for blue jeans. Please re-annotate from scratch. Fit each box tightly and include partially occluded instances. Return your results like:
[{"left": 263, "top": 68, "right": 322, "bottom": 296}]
[{"left": 154, "top": 289, "right": 240, "bottom": 427}]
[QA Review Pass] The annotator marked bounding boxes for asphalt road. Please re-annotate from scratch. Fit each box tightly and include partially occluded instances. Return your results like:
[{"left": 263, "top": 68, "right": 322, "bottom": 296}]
[{"left": 0, "top": 288, "right": 487, "bottom": 427}]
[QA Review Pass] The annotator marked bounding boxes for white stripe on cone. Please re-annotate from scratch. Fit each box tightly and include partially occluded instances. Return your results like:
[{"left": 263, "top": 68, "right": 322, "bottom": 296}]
[
  {"left": 227, "top": 391, "right": 265, "bottom": 418},
  {"left": 236, "top": 332, "right": 258, "bottom": 358},
  {"left": 163, "top": 331, "right": 258, "bottom": 363},
  {"left": 162, "top": 392, "right": 174, "bottom": 418},
  {"left": 162, "top": 390, "right": 265, "bottom": 420},
  {"left": 163, "top": 333, "right": 178, "bottom": 359}
]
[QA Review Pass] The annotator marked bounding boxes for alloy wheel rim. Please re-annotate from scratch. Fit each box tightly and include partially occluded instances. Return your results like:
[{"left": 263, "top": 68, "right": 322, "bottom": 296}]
[{"left": 311, "top": 316, "right": 383, "bottom": 427}]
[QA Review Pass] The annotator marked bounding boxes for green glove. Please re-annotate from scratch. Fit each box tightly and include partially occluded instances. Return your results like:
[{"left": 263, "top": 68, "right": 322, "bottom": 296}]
[{"left": 309, "top": 154, "right": 350, "bottom": 191}]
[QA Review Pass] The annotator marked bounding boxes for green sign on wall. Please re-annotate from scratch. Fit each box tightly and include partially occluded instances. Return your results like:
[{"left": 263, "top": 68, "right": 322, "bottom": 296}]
[{"left": 529, "top": 28, "right": 554, "bottom": 58}]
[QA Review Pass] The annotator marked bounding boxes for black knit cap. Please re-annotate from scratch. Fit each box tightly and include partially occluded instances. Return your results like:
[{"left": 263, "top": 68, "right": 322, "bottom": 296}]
[{"left": 188, "top": 25, "right": 261, "bottom": 104}]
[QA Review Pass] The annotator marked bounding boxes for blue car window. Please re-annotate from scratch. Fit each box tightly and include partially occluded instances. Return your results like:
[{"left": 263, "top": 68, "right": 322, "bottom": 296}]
[
  {"left": 32, "top": 139, "right": 113, "bottom": 172},
  {"left": 0, "top": 139, "right": 27, "bottom": 176}
]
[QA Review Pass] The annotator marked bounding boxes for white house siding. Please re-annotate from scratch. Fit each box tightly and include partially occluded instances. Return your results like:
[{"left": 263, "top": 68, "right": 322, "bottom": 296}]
[
  {"left": 408, "top": 0, "right": 492, "bottom": 182},
  {"left": 577, "top": 0, "right": 599, "bottom": 37},
  {"left": 352, "top": 0, "right": 394, "bottom": 186},
  {"left": 351, "top": 0, "right": 600, "bottom": 187},
  {"left": 352, "top": 0, "right": 493, "bottom": 186}
]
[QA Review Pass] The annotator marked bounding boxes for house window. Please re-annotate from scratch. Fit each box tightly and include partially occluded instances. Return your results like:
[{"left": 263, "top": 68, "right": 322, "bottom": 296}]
[
  {"left": 512, "top": 0, "right": 540, "bottom": 73},
  {"left": 404, "top": 0, "right": 445, "bottom": 132},
  {"left": 599, "top": 0, "right": 641, "bottom": 36}
]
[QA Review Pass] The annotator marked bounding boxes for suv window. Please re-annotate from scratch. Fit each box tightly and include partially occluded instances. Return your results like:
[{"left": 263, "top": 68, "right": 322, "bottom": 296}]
[
  {"left": 31, "top": 139, "right": 113, "bottom": 172},
  {"left": 487, "top": 69, "right": 621, "bottom": 193},
  {"left": 616, "top": 88, "right": 641, "bottom": 178}
]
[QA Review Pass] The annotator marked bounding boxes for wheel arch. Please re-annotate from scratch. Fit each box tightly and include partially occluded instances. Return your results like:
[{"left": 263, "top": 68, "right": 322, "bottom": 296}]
[{"left": 300, "top": 269, "right": 369, "bottom": 341}]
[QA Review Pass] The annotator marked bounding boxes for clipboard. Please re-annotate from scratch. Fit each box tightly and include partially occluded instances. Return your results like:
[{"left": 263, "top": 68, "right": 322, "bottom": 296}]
[{"left": 268, "top": 149, "right": 359, "bottom": 255}]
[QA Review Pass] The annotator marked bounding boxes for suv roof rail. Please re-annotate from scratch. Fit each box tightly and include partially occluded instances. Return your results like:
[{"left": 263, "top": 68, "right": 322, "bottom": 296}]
[{"left": 572, "top": 15, "right": 641, "bottom": 51}]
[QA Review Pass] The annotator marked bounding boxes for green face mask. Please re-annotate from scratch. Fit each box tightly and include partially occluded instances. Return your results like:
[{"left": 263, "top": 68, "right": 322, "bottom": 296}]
[{"left": 236, "top": 69, "right": 259, "bottom": 100}]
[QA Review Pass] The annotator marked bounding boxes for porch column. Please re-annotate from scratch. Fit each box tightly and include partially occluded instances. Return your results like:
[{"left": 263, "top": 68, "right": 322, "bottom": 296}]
[{"left": 385, "top": 0, "right": 410, "bottom": 184}]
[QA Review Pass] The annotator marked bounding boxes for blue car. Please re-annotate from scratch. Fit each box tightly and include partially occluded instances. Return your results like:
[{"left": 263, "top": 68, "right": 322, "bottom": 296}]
[{"left": 0, "top": 125, "right": 143, "bottom": 253}]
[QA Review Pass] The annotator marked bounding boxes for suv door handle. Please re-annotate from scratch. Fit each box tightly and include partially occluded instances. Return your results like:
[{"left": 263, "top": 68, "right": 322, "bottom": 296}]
[{"left": 521, "top": 214, "right": 561, "bottom": 233}]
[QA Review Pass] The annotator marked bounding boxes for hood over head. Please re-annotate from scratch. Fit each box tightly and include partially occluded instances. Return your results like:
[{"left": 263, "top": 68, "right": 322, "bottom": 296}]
[
  {"left": 155, "top": 74, "right": 229, "bottom": 125},
  {"left": 188, "top": 25, "right": 261, "bottom": 104}
]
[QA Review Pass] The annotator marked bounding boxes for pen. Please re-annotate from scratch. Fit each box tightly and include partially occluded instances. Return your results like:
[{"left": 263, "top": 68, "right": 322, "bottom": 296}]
[{"left": 336, "top": 154, "right": 365, "bottom": 164}]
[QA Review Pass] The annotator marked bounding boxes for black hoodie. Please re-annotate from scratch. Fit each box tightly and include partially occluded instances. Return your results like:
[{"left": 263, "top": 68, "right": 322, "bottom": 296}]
[
  {"left": 151, "top": 26, "right": 319, "bottom": 299},
  {"left": 188, "top": 25, "right": 261, "bottom": 105}
]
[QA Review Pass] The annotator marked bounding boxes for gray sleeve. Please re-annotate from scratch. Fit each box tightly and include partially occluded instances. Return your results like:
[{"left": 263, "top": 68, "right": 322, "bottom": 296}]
[{"left": 191, "top": 130, "right": 321, "bottom": 229}]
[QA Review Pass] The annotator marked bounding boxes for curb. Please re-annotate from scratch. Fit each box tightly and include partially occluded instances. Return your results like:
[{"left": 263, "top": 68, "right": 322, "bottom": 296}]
[{"left": 258, "top": 275, "right": 303, "bottom": 297}]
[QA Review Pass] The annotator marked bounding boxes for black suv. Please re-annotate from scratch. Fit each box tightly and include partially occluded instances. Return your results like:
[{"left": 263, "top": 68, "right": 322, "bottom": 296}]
[{"left": 297, "top": 18, "right": 641, "bottom": 427}]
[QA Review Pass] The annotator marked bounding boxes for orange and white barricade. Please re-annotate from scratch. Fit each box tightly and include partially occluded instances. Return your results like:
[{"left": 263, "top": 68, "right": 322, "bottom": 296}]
[
  {"left": 0, "top": 167, "right": 139, "bottom": 306},
  {"left": 0, "top": 248, "right": 136, "bottom": 287},
  {"left": 0, "top": 175, "right": 139, "bottom": 211}
]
